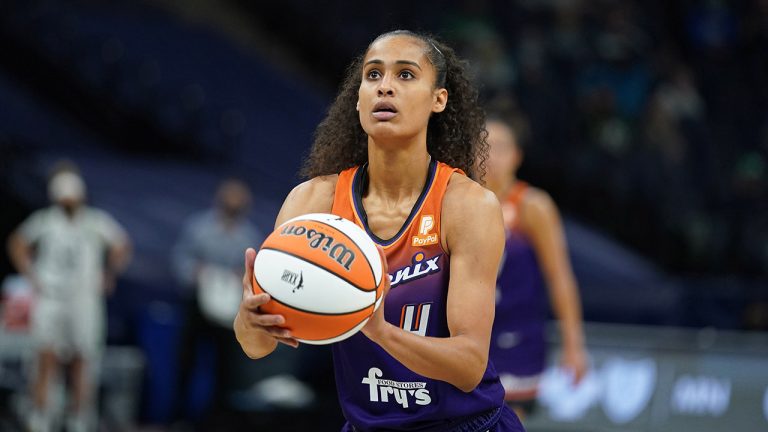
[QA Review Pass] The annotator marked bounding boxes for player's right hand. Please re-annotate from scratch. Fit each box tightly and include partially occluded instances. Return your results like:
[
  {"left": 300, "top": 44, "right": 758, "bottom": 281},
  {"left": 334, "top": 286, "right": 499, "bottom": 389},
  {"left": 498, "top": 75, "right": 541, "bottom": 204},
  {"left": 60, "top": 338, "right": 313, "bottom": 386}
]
[
  {"left": 361, "top": 245, "right": 391, "bottom": 343},
  {"left": 238, "top": 248, "right": 299, "bottom": 349}
]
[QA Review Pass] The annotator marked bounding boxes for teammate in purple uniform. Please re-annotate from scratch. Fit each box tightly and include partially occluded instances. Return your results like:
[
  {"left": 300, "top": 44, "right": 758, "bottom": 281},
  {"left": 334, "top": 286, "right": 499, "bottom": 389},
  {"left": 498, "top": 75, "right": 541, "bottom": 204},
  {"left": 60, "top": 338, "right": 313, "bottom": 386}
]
[
  {"left": 484, "top": 118, "right": 588, "bottom": 420},
  {"left": 234, "top": 31, "right": 525, "bottom": 431}
]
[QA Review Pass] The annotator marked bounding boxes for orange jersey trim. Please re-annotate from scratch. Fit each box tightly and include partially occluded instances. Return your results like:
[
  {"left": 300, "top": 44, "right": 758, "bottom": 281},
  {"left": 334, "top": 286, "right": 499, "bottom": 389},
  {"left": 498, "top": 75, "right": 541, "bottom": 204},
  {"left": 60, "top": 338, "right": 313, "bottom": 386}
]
[{"left": 332, "top": 160, "right": 463, "bottom": 252}]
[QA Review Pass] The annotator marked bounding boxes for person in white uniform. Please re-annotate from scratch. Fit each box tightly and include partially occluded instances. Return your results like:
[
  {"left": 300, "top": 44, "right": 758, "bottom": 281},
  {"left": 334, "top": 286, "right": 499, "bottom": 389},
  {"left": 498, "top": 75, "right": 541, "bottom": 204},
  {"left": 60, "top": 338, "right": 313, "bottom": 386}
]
[{"left": 6, "top": 161, "right": 131, "bottom": 432}]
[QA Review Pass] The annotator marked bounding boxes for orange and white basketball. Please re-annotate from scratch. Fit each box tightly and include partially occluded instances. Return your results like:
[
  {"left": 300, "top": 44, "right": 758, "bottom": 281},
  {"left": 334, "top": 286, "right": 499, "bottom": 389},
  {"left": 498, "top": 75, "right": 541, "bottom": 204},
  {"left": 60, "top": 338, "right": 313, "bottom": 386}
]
[{"left": 252, "top": 213, "right": 385, "bottom": 345}]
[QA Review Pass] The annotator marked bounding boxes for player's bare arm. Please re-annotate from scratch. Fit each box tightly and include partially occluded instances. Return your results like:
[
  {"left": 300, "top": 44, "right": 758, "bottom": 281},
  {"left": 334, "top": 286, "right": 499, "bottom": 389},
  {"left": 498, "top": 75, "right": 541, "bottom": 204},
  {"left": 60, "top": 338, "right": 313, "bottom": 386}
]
[{"left": 520, "top": 187, "right": 587, "bottom": 381}]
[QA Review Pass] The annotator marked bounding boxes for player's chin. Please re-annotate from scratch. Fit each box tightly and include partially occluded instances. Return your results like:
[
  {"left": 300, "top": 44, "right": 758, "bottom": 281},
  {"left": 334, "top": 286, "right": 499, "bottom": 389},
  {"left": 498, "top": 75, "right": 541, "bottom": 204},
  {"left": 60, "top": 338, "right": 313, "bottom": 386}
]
[{"left": 365, "top": 123, "right": 413, "bottom": 141}]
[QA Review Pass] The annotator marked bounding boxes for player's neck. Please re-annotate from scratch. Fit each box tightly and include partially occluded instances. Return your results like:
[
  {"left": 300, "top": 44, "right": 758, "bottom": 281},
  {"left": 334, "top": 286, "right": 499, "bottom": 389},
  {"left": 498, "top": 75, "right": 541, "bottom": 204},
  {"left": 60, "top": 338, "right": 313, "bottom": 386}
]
[{"left": 366, "top": 139, "right": 431, "bottom": 203}]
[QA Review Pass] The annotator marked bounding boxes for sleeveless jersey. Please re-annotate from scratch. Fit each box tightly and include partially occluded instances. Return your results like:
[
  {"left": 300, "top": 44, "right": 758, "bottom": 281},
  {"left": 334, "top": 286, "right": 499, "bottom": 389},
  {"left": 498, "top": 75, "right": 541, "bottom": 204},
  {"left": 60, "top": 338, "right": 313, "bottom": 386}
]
[
  {"left": 488, "top": 182, "right": 548, "bottom": 396},
  {"left": 331, "top": 159, "right": 506, "bottom": 431}
]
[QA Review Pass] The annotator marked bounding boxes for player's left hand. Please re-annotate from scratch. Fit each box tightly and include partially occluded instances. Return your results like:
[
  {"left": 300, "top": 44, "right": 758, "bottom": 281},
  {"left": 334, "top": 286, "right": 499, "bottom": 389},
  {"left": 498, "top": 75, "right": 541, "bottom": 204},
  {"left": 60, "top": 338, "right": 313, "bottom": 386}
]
[
  {"left": 361, "top": 245, "right": 390, "bottom": 343},
  {"left": 561, "top": 344, "right": 588, "bottom": 385}
]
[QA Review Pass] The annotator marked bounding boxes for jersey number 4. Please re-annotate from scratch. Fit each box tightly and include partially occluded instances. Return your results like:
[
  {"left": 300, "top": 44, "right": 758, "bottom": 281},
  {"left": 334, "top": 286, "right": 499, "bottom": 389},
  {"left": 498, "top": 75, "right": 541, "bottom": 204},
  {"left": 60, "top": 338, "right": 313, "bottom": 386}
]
[{"left": 399, "top": 303, "right": 432, "bottom": 337}]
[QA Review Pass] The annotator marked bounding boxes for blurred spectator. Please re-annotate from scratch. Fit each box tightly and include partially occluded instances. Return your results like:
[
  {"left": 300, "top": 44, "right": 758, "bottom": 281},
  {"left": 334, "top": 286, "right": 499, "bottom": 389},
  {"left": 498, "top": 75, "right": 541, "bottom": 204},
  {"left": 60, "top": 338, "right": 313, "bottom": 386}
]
[
  {"left": 170, "top": 178, "right": 264, "bottom": 426},
  {"left": 441, "top": 4, "right": 516, "bottom": 94},
  {"left": 6, "top": 160, "right": 131, "bottom": 432},
  {"left": 685, "top": 0, "right": 738, "bottom": 53}
]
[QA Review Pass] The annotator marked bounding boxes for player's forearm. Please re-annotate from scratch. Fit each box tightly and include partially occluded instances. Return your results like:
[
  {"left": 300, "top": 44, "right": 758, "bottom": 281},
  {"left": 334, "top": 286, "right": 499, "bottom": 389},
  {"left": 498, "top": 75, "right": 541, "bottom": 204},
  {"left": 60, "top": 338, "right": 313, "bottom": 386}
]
[
  {"left": 558, "top": 316, "right": 584, "bottom": 351},
  {"left": 548, "top": 276, "right": 585, "bottom": 349},
  {"left": 234, "top": 311, "right": 278, "bottom": 359},
  {"left": 368, "top": 323, "right": 488, "bottom": 392}
]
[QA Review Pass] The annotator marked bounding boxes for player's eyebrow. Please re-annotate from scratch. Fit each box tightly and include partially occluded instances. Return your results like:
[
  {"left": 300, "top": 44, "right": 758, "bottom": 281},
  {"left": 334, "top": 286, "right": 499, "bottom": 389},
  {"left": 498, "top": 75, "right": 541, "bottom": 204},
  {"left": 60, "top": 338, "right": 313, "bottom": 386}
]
[{"left": 364, "top": 59, "right": 422, "bottom": 70}]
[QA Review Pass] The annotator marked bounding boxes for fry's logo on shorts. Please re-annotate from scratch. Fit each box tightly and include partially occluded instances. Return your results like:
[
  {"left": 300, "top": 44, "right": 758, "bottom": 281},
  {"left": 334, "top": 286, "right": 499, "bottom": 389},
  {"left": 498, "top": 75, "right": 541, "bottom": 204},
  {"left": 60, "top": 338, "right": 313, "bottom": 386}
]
[
  {"left": 362, "top": 367, "right": 432, "bottom": 408},
  {"left": 412, "top": 215, "right": 438, "bottom": 246}
]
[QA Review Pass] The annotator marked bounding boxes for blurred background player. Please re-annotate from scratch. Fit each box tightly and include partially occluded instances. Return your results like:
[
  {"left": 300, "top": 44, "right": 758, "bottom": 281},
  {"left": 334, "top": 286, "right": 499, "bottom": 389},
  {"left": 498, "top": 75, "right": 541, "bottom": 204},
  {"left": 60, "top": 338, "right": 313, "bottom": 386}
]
[
  {"left": 6, "top": 160, "right": 131, "bottom": 432},
  {"left": 170, "top": 178, "right": 264, "bottom": 427},
  {"left": 484, "top": 117, "right": 588, "bottom": 420}
]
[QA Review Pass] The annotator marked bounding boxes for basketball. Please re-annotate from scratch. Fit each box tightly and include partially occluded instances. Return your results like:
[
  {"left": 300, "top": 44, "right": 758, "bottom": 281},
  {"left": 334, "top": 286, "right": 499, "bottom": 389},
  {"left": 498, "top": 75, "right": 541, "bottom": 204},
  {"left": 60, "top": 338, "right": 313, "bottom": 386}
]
[{"left": 252, "top": 213, "right": 385, "bottom": 345}]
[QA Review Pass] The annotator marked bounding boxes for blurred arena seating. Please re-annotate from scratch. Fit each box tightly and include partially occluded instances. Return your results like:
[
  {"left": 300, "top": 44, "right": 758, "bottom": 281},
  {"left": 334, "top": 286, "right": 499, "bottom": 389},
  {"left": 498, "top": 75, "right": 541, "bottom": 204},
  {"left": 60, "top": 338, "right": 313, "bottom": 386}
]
[{"left": 0, "top": 0, "right": 766, "bottom": 430}]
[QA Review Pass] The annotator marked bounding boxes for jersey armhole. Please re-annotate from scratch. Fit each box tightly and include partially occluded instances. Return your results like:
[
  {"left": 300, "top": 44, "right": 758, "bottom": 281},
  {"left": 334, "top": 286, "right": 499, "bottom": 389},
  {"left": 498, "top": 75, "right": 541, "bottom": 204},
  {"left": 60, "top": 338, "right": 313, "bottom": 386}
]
[{"left": 437, "top": 170, "right": 466, "bottom": 257}]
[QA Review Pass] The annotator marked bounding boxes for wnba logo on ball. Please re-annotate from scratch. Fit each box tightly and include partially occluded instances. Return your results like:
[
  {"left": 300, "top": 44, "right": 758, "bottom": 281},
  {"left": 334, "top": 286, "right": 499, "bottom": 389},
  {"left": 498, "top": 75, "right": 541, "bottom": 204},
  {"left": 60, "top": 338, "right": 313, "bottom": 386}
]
[
  {"left": 280, "top": 224, "right": 356, "bottom": 270},
  {"left": 281, "top": 269, "right": 304, "bottom": 293}
]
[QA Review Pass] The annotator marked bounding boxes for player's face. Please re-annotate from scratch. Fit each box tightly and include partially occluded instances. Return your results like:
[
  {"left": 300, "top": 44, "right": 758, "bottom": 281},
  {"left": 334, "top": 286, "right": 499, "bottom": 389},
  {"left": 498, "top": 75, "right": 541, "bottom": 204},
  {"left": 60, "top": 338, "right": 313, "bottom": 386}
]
[
  {"left": 358, "top": 36, "right": 447, "bottom": 142},
  {"left": 485, "top": 120, "right": 521, "bottom": 184}
]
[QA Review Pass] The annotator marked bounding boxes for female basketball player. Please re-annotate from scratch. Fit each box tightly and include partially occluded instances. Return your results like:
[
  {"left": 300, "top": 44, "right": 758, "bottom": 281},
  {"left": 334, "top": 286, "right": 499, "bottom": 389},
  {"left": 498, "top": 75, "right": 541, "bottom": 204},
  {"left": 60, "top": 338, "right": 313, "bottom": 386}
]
[
  {"left": 234, "top": 30, "right": 524, "bottom": 431},
  {"left": 484, "top": 118, "right": 588, "bottom": 420}
]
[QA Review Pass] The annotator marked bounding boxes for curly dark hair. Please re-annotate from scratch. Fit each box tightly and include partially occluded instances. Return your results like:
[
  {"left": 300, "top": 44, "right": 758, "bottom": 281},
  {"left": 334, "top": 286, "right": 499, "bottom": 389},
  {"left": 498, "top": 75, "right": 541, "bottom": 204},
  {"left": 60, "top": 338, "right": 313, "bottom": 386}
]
[{"left": 300, "top": 30, "right": 488, "bottom": 181}]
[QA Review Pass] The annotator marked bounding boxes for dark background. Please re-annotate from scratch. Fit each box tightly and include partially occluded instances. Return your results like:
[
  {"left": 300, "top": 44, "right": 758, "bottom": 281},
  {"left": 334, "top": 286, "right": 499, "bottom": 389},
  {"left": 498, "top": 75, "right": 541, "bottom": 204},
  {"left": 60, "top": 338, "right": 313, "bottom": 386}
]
[{"left": 0, "top": 0, "right": 766, "bottom": 430}]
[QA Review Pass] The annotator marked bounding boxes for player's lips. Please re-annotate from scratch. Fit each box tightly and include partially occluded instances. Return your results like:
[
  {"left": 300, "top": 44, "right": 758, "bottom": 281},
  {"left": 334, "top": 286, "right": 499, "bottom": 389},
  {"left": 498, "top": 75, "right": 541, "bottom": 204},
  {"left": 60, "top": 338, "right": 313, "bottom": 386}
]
[{"left": 372, "top": 101, "right": 398, "bottom": 121}]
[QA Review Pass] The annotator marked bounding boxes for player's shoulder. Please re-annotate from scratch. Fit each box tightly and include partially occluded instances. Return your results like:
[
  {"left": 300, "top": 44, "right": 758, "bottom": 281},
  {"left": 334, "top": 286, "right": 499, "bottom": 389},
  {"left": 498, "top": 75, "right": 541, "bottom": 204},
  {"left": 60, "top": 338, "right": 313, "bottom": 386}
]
[
  {"left": 444, "top": 173, "right": 500, "bottom": 212},
  {"left": 289, "top": 174, "right": 338, "bottom": 202},
  {"left": 443, "top": 174, "right": 501, "bottom": 224},
  {"left": 441, "top": 174, "right": 504, "bottom": 254},
  {"left": 278, "top": 175, "right": 338, "bottom": 225},
  {"left": 520, "top": 185, "right": 557, "bottom": 218}
]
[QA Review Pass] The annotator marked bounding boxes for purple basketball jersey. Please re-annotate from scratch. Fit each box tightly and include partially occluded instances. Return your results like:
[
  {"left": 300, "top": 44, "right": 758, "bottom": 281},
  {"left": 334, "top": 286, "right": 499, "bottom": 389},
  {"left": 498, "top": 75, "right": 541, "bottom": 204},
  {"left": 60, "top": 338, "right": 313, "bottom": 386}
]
[
  {"left": 330, "top": 161, "right": 509, "bottom": 431},
  {"left": 489, "top": 183, "right": 548, "bottom": 391}
]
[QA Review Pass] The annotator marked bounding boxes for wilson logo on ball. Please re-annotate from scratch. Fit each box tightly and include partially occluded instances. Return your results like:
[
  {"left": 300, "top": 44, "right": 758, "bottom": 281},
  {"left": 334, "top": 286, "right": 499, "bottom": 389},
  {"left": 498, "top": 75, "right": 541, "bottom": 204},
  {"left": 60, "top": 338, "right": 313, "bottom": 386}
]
[
  {"left": 280, "top": 224, "right": 356, "bottom": 271},
  {"left": 254, "top": 213, "right": 385, "bottom": 345}
]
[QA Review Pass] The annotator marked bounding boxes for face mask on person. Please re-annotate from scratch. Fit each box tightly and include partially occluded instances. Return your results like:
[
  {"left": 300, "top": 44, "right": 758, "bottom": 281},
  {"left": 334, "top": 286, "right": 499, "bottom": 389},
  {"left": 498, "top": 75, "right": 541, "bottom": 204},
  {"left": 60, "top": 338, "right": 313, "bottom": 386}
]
[{"left": 49, "top": 172, "right": 86, "bottom": 212}]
